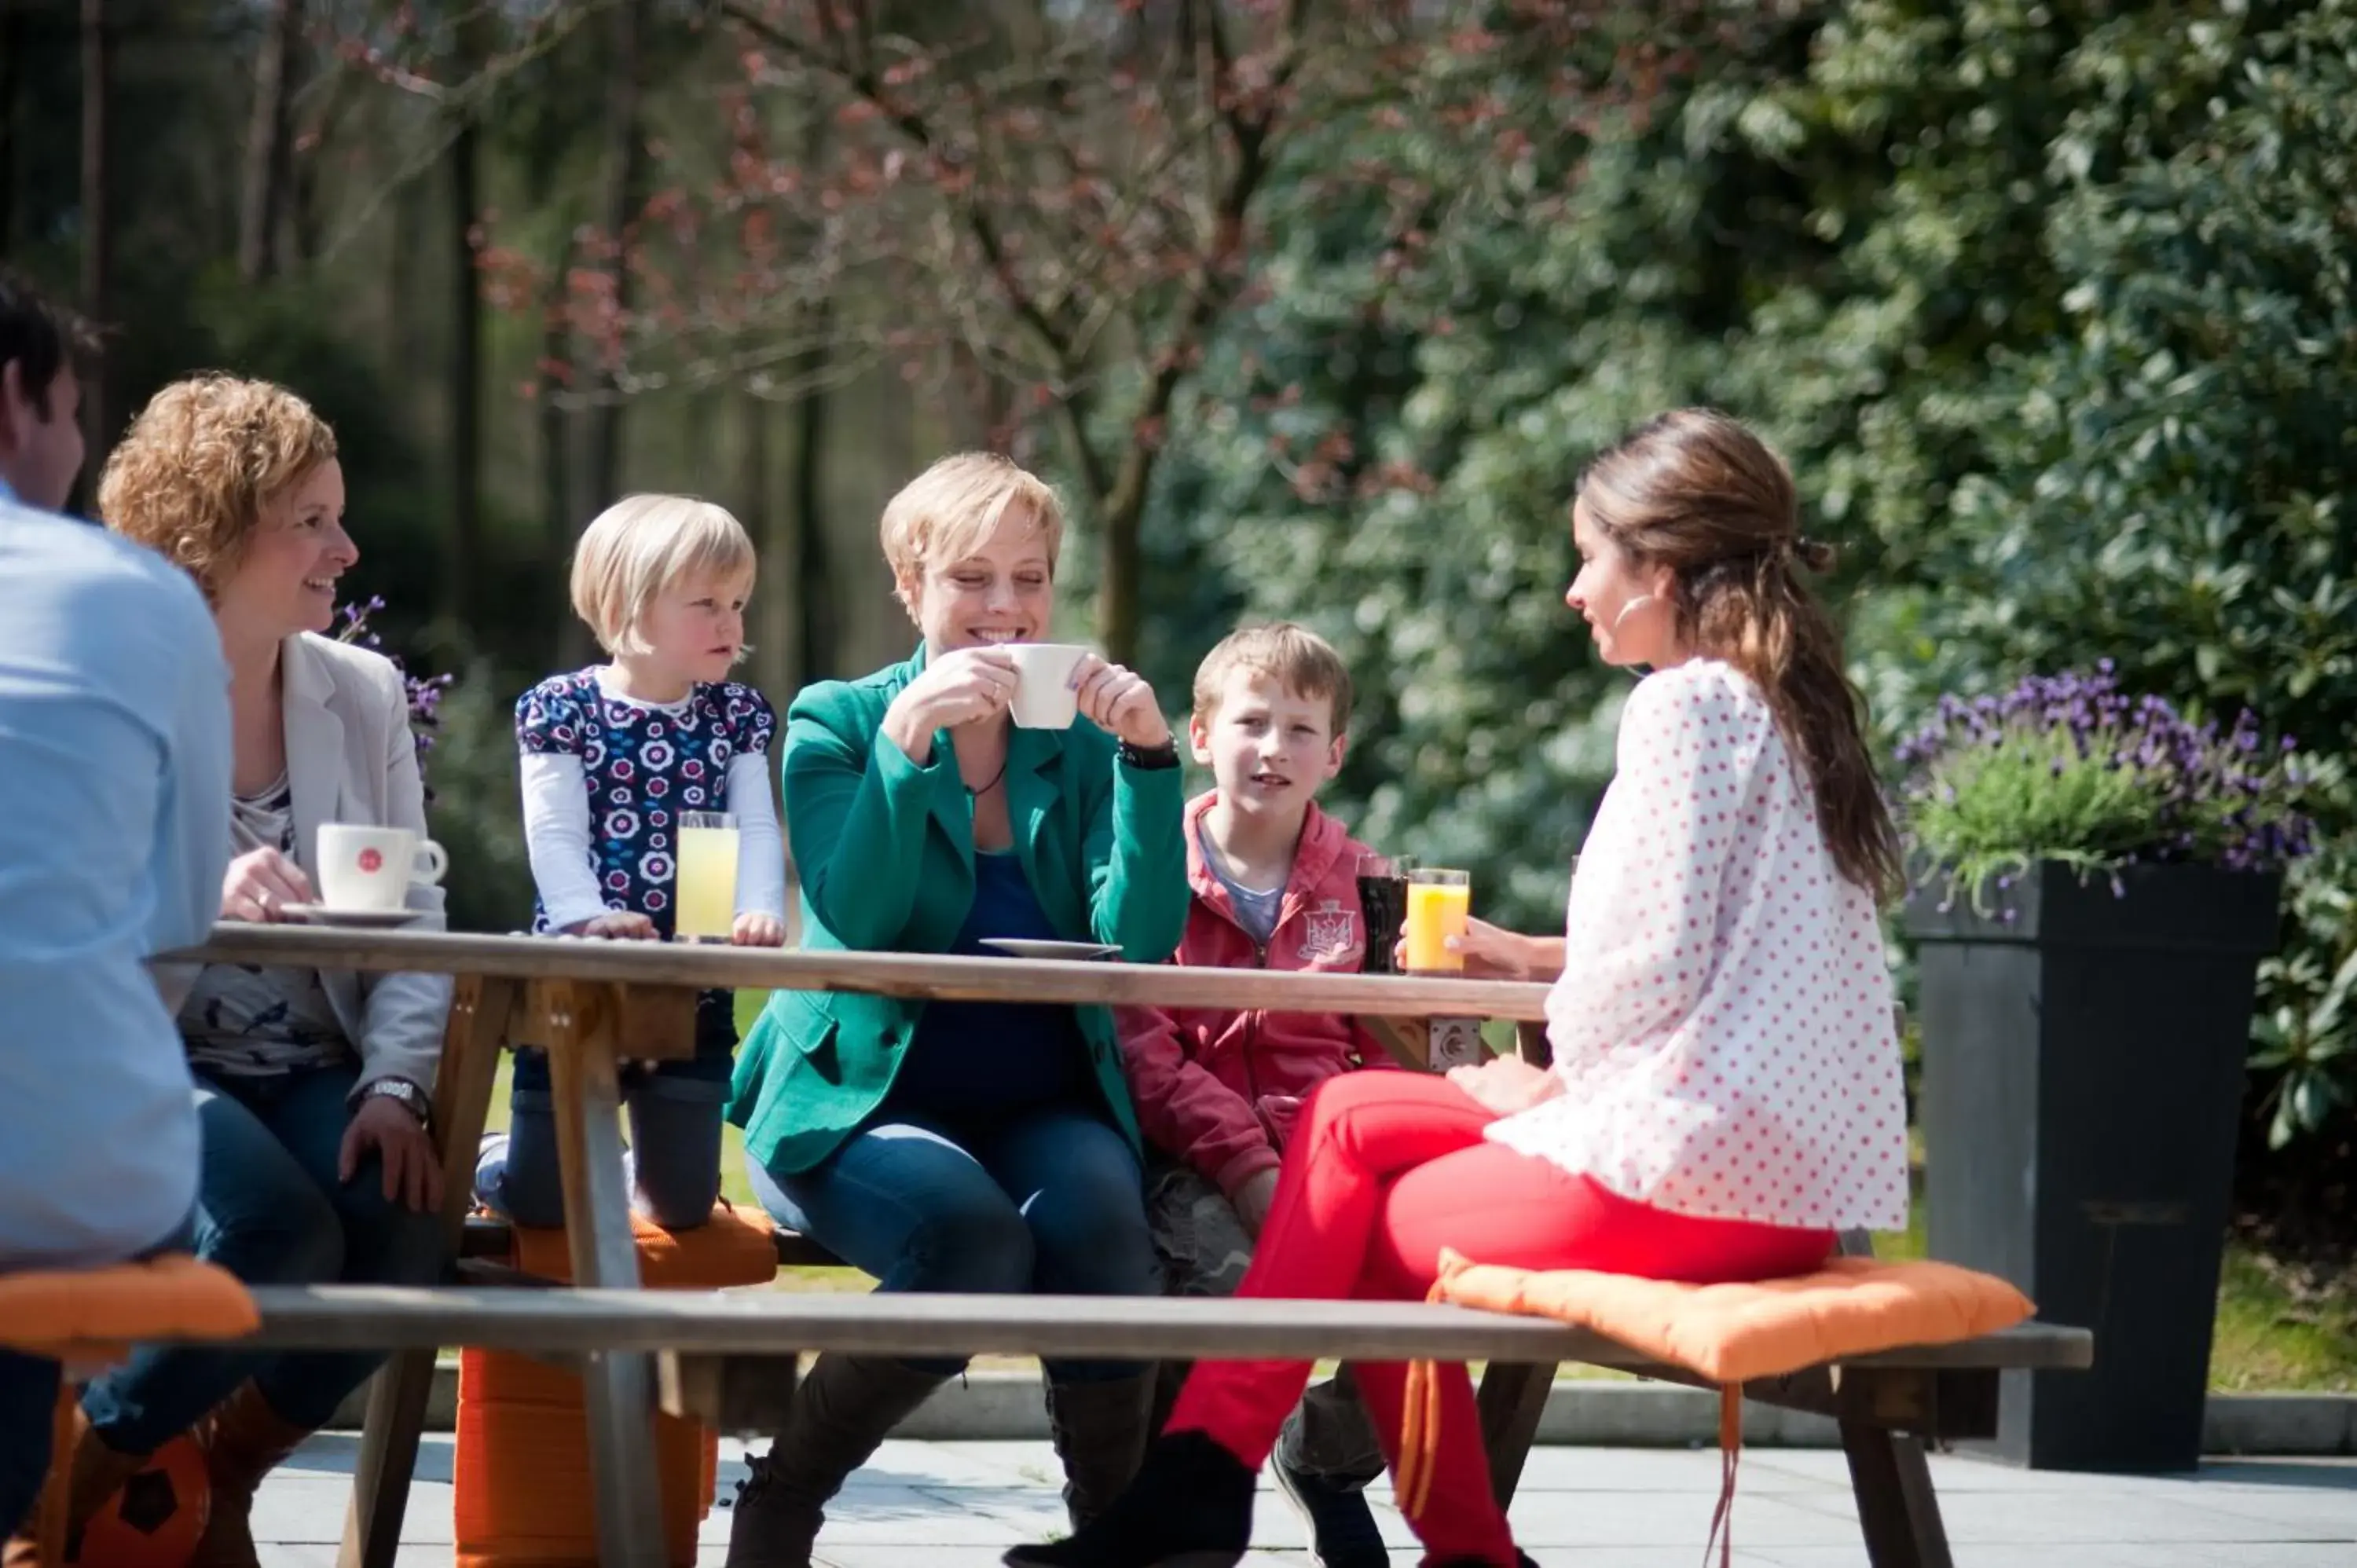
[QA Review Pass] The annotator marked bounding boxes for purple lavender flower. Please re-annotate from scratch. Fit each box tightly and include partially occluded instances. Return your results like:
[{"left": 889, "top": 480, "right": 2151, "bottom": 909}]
[
  {"left": 1898, "top": 665, "right": 2316, "bottom": 899},
  {"left": 335, "top": 599, "right": 456, "bottom": 793}
]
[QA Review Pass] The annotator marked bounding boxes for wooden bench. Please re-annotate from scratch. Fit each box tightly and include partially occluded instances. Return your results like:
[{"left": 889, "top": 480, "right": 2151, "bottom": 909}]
[
  {"left": 187, "top": 1279, "right": 2087, "bottom": 1568},
  {"left": 454, "top": 1209, "right": 1570, "bottom": 1506}
]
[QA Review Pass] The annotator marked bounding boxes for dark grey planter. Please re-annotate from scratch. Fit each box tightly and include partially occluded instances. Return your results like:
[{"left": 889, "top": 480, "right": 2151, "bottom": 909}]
[{"left": 1905, "top": 861, "right": 2283, "bottom": 1473}]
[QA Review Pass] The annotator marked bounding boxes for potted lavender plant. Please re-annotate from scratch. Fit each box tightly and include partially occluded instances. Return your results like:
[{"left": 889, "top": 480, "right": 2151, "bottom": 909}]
[{"left": 1898, "top": 663, "right": 2313, "bottom": 1473}]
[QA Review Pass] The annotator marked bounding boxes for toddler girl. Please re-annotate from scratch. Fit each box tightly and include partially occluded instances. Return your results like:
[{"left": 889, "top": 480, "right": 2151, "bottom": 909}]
[{"left": 477, "top": 494, "right": 786, "bottom": 1229}]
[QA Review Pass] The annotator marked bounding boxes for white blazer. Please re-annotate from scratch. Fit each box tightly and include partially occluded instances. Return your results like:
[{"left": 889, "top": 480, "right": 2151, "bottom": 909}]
[{"left": 157, "top": 632, "right": 453, "bottom": 1094}]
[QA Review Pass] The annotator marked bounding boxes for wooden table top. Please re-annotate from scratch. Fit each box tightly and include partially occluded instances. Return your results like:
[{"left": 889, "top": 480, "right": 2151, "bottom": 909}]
[{"left": 164, "top": 923, "right": 1553, "bottom": 1021}]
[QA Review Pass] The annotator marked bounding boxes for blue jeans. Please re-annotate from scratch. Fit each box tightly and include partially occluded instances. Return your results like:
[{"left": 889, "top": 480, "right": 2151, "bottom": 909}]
[
  {"left": 750, "top": 1102, "right": 1161, "bottom": 1381},
  {"left": 482, "top": 989, "right": 736, "bottom": 1230},
  {"left": 0, "top": 1349, "right": 58, "bottom": 1538},
  {"left": 79, "top": 1063, "right": 445, "bottom": 1453},
  {"left": 0, "top": 1217, "right": 192, "bottom": 1535}
]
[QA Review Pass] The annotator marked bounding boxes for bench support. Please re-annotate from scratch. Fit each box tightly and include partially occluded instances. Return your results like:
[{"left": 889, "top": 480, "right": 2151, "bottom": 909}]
[
  {"left": 1832, "top": 1227, "right": 1956, "bottom": 1568},
  {"left": 1842, "top": 1421, "right": 1955, "bottom": 1568},
  {"left": 339, "top": 976, "right": 511, "bottom": 1568}
]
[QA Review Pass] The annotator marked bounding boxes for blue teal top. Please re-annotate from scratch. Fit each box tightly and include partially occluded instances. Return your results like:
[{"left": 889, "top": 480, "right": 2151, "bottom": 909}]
[{"left": 885, "top": 850, "right": 1089, "bottom": 1119}]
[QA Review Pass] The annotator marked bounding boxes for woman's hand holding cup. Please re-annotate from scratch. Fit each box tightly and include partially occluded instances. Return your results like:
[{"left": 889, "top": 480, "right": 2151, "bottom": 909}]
[
  {"left": 883, "top": 647, "right": 1018, "bottom": 762},
  {"left": 221, "top": 846, "right": 314, "bottom": 923},
  {"left": 1395, "top": 915, "right": 1536, "bottom": 980},
  {"left": 1071, "top": 654, "right": 1171, "bottom": 749}
]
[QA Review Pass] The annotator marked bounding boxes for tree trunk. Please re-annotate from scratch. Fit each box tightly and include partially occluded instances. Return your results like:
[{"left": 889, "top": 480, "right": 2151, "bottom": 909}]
[
  {"left": 78, "top": 0, "right": 111, "bottom": 462},
  {"left": 541, "top": 233, "right": 581, "bottom": 667},
  {"left": 236, "top": 0, "right": 302, "bottom": 283},
  {"left": 288, "top": 64, "right": 349, "bottom": 267},
  {"left": 582, "top": 0, "right": 643, "bottom": 519},
  {"left": 0, "top": 0, "right": 22, "bottom": 256},
  {"left": 1098, "top": 481, "right": 1144, "bottom": 667},
  {"left": 446, "top": 112, "right": 482, "bottom": 622},
  {"left": 793, "top": 320, "right": 834, "bottom": 686},
  {"left": 739, "top": 388, "right": 787, "bottom": 693}
]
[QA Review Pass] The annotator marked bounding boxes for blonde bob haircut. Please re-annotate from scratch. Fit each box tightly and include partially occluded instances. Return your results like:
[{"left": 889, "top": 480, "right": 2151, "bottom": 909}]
[
  {"left": 879, "top": 452, "right": 1065, "bottom": 610},
  {"left": 98, "top": 374, "right": 339, "bottom": 600},
  {"left": 570, "top": 493, "right": 756, "bottom": 658}
]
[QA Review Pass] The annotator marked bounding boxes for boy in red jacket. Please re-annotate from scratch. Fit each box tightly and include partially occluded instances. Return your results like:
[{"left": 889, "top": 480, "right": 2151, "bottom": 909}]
[{"left": 1117, "top": 623, "right": 1391, "bottom": 1568}]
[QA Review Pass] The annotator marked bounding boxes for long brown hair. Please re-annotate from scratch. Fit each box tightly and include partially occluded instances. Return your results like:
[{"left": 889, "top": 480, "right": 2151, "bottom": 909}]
[{"left": 1580, "top": 408, "right": 1902, "bottom": 899}]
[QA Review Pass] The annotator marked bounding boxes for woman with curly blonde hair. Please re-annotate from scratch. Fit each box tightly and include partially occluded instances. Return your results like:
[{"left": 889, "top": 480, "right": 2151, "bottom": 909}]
[{"left": 60, "top": 375, "right": 453, "bottom": 1567}]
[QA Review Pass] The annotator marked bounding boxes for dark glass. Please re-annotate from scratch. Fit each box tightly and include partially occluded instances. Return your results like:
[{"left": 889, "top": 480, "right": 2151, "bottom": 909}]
[{"left": 1356, "top": 853, "right": 1412, "bottom": 975}]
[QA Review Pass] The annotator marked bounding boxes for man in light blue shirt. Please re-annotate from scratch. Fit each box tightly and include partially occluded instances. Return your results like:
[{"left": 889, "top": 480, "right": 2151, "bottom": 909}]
[{"left": 0, "top": 273, "right": 231, "bottom": 1539}]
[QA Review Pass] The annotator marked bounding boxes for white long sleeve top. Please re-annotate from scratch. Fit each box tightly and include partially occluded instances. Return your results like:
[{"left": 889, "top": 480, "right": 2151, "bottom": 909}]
[
  {"left": 1484, "top": 659, "right": 1912, "bottom": 1233},
  {"left": 516, "top": 666, "right": 786, "bottom": 934}
]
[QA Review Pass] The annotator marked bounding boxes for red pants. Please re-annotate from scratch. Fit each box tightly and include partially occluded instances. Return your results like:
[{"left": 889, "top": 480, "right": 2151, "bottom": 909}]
[{"left": 1167, "top": 1072, "right": 1835, "bottom": 1567}]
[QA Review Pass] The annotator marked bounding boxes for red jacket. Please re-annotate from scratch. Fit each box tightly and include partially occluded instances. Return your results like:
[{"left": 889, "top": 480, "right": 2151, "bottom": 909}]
[{"left": 1116, "top": 792, "right": 1391, "bottom": 1199}]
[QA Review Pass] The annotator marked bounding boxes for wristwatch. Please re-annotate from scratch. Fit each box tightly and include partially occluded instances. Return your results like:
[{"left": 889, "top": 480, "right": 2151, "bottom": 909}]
[
  {"left": 358, "top": 1076, "right": 432, "bottom": 1131},
  {"left": 1117, "top": 738, "right": 1181, "bottom": 770}
]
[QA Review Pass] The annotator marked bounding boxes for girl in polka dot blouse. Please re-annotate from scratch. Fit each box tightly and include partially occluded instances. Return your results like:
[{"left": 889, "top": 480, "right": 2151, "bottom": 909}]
[
  {"left": 475, "top": 495, "right": 786, "bottom": 1233},
  {"left": 1013, "top": 410, "right": 1912, "bottom": 1568}
]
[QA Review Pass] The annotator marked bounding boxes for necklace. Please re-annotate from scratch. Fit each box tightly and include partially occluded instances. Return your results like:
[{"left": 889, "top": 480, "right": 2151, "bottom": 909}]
[{"left": 965, "top": 756, "right": 1010, "bottom": 796}]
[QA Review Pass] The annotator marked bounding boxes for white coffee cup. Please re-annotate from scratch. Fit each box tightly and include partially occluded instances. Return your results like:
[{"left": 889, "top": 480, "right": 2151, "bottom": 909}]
[
  {"left": 316, "top": 823, "right": 449, "bottom": 912},
  {"left": 1005, "top": 642, "right": 1090, "bottom": 729}
]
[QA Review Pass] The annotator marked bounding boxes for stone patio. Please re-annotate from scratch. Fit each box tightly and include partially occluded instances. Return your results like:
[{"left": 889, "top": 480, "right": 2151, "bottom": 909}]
[{"left": 251, "top": 1434, "right": 2357, "bottom": 1566}]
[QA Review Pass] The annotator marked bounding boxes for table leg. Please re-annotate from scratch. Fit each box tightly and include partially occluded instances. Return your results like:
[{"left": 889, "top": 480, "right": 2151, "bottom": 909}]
[
  {"left": 339, "top": 976, "right": 514, "bottom": 1568},
  {"left": 543, "top": 980, "right": 668, "bottom": 1565},
  {"left": 1475, "top": 1360, "right": 1556, "bottom": 1508}
]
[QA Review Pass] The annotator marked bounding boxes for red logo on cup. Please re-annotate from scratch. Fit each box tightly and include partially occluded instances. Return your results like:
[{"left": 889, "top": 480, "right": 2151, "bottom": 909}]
[{"left": 358, "top": 848, "right": 384, "bottom": 874}]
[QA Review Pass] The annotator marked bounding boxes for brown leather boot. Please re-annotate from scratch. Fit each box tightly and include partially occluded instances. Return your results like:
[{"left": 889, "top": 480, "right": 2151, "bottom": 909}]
[
  {"left": 1044, "top": 1372, "right": 1156, "bottom": 1532},
  {"left": 187, "top": 1383, "right": 313, "bottom": 1568},
  {"left": 1, "top": 1400, "right": 146, "bottom": 1566},
  {"left": 724, "top": 1354, "right": 948, "bottom": 1568}
]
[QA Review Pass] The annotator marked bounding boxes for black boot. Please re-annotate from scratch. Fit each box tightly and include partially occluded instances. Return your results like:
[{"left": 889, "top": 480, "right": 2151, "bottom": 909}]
[
  {"left": 725, "top": 1354, "right": 948, "bottom": 1567},
  {"left": 1270, "top": 1455, "right": 1390, "bottom": 1568},
  {"left": 1003, "top": 1430, "right": 1255, "bottom": 1567},
  {"left": 1045, "top": 1372, "right": 1155, "bottom": 1530}
]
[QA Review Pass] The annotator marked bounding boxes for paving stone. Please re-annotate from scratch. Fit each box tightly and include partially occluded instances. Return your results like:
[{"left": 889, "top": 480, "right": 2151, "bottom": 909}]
[{"left": 246, "top": 1435, "right": 2357, "bottom": 1566}]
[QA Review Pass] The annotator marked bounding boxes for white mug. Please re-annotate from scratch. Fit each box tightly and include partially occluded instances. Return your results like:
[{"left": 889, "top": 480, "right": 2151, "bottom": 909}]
[
  {"left": 316, "top": 823, "right": 448, "bottom": 912},
  {"left": 1005, "top": 642, "right": 1089, "bottom": 730}
]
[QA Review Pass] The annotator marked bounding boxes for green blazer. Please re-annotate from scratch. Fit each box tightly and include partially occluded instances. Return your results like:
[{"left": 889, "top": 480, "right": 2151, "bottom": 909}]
[{"left": 727, "top": 645, "right": 1190, "bottom": 1178}]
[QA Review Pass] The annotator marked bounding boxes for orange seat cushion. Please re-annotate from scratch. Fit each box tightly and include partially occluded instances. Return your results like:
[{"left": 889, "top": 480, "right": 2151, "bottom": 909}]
[
  {"left": 1433, "top": 1249, "right": 2035, "bottom": 1383},
  {"left": 0, "top": 1255, "right": 259, "bottom": 1360},
  {"left": 509, "top": 1201, "right": 781, "bottom": 1290}
]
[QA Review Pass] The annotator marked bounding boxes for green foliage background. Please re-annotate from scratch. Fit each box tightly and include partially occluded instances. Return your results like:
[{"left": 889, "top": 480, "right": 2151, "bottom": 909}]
[{"left": 1135, "top": 0, "right": 2357, "bottom": 1185}]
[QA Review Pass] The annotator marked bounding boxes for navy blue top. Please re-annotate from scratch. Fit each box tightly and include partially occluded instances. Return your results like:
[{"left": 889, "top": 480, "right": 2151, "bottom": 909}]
[{"left": 886, "top": 851, "right": 1090, "bottom": 1119}]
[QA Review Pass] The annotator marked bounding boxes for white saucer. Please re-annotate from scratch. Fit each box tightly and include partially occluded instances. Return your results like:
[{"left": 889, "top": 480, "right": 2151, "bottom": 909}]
[
  {"left": 280, "top": 904, "right": 424, "bottom": 929},
  {"left": 978, "top": 938, "right": 1123, "bottom": 962}
]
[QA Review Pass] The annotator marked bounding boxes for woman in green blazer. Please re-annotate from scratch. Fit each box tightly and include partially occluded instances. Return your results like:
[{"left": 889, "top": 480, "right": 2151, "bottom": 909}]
[{"left": 724, "top": 453, "right": 1189, "bottom": 1568}]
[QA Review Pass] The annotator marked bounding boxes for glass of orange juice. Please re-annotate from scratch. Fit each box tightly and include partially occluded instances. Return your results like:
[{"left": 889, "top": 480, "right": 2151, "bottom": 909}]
[{"left": 1403, "top": 867, "right": 1471, "bottom": 975}]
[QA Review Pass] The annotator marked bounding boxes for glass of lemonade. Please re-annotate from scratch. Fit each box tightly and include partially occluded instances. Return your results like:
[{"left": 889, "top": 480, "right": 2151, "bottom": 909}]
[
  {"left": 1403, "top": 867, "right": 1472, "bottom": 975},
  {"left": 675, "top": 811, "right": 740, "bottom": 943}
]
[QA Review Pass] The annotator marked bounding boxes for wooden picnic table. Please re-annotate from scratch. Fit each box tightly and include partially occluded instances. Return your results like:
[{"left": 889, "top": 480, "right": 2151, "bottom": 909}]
[{"left": 163, "top": 922, "right": 1550, "bottom": 1568}]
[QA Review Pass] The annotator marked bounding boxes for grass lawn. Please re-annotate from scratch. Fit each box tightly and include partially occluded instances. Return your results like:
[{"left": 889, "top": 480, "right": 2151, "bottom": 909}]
[
  {"left": 1875, "top": 1176, "right": 2357, "bottom": 1392},
  {"left": 475, "top": 992, "right": 2357, "bottom": 1391},
  {"left": 2209, "top": 1244, "right": 2357, "bottom": 1392}
]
